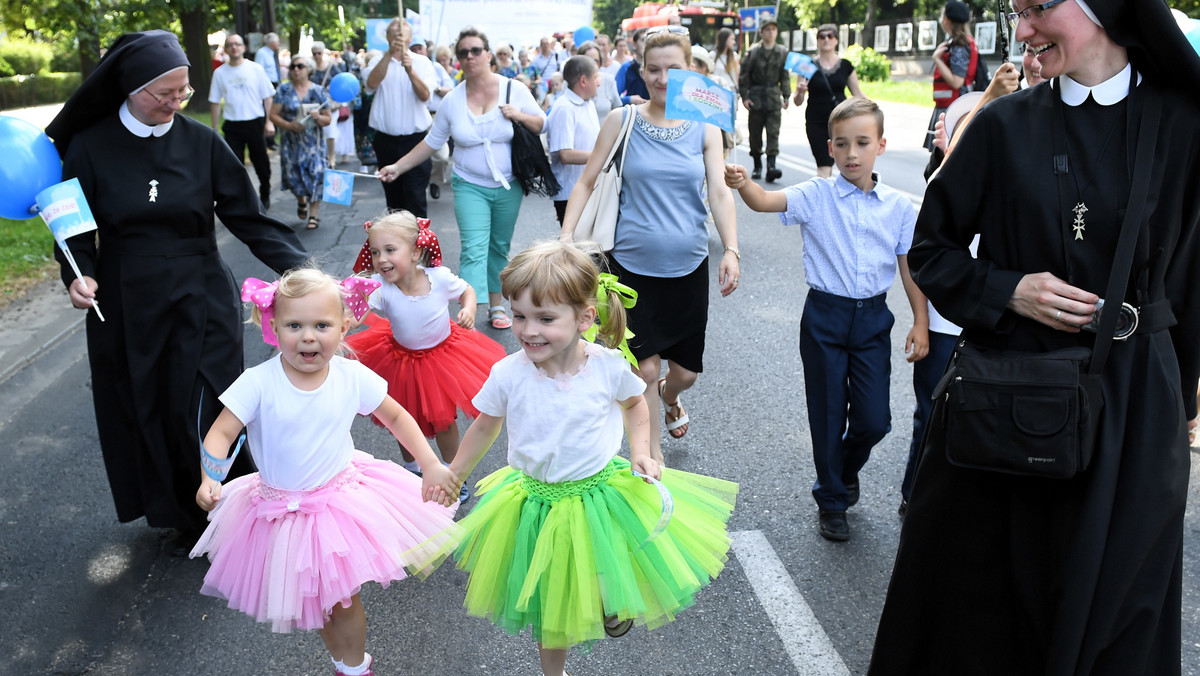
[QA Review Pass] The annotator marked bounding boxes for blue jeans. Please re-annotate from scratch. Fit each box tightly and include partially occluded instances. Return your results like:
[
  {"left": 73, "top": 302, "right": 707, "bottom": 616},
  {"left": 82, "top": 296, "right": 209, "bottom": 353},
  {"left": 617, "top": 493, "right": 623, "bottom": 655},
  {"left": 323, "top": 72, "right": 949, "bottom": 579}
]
[
  {"left": 799, "top": 289, "right": 894, "bottom": 511},
  {"left": 900, "top": 331, "right": 958, "bottom": 501},
  {"left": 451, "top": 174, "right": 523, "bottom": 300}
]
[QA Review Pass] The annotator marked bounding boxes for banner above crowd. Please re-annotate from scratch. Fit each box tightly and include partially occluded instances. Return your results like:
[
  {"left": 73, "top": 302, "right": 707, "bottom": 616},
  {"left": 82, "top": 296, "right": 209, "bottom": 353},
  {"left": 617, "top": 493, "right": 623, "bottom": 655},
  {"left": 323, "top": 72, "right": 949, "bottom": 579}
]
[{"left": 417, "top": 0, "right": 592, "bottom": 49}]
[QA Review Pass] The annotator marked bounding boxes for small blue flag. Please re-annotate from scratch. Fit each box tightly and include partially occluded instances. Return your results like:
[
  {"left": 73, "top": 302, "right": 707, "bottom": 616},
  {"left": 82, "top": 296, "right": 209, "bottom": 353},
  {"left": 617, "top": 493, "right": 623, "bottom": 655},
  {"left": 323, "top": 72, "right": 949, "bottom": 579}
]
[
  {"left": 37, "top": 178, "right": 98, "bottom": 245},
  {"left": 785, "top": 52, "right": 818, "bottom": 80},
  {"left": 664, "top": 69, "right": 736, "bottom": 133},
  {"left": 323, "top": 170, "right": 355, "bottom": 206}
]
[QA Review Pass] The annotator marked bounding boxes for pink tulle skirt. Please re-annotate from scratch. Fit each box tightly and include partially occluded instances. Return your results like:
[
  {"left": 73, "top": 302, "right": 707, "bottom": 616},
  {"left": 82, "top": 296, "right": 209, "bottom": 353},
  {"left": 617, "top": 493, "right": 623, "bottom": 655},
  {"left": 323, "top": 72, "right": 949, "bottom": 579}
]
[
  {"left": 346, "top": 315, "right": 506, "bottom": 437},
  {"left": 190, "top": 452, "right": 462, "bottom": 633}
]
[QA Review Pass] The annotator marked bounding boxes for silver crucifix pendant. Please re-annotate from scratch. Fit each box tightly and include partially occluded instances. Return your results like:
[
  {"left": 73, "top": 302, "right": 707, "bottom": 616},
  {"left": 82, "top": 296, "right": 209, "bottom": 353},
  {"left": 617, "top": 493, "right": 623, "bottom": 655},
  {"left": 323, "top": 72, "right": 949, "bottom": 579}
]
[
  {"left": 148, "top": 179, "right": 159, "bottom": 203},
  {"left": 1071, "top": 202, "right": 1088, "bottom": 241}
]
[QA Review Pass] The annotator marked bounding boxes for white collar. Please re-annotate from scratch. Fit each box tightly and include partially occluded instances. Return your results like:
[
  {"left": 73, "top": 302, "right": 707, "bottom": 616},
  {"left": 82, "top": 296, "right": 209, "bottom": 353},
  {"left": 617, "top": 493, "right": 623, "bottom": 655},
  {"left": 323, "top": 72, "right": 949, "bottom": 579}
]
[
  {"left": 1057, "top": 63, "right": 1141, "bottom": 106},
  {"left": 564, "top": 89, "right": 588, "bottom": 106},
  {"left": 119, "top": 100, "right": 175, "bottom": 138}
]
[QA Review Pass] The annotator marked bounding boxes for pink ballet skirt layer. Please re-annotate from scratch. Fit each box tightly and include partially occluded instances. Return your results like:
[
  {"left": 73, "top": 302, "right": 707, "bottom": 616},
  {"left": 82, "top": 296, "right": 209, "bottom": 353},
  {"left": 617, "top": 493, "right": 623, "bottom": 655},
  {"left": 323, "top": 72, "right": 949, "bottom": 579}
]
[{"left": 190, "top": 452, "right": 462, "bottom": 632}]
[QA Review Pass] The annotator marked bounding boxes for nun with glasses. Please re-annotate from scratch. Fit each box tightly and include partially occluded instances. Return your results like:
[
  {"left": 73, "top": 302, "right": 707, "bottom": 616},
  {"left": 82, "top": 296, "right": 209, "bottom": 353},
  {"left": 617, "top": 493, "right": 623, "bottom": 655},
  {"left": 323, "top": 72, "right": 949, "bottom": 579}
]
[
  {"left": 869, "top": 1, "right": 1200, "bottom": 673},
  {"left": 45, "top": 30, "right": 307, "bottom": 553}
]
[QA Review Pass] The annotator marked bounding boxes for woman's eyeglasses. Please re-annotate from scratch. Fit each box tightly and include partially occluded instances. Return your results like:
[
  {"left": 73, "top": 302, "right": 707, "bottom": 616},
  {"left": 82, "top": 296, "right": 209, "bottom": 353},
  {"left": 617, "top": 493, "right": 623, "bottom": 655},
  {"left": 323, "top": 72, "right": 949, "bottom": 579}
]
[
  {"left": 817, "top": 33, "right": 836, "bottom": 40},
  {"left": 145, "top": 85, "right": 195, "bottom": 106},
  {"left": 1006, "top": 0, "right": 1069, "bottom": 28},
  {"left": 289, "top": 63, "right": 307, "bottom": 70},
  {"left": 645, "top": 26, "right": 688, "bottom": 36},
  {"left": 456, "top": 46, "right": 486, "bottom": 60}
]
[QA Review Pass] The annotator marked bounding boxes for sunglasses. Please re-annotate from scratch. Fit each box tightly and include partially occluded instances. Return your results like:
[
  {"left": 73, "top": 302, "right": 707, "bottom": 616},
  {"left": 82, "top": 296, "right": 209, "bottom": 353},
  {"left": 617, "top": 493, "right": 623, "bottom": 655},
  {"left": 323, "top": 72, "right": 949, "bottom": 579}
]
[
  {"left": 646, "top": 26, "right": 688, "bottom": 36},
  {"left": 289, "top": 63, "right": 307, "bottom": 70},
  {"left": 817, "top": 33, "right": 836, "bottom": 39},
  {"left": 456, "top": 45, "right": 486, "bottom": 60}
]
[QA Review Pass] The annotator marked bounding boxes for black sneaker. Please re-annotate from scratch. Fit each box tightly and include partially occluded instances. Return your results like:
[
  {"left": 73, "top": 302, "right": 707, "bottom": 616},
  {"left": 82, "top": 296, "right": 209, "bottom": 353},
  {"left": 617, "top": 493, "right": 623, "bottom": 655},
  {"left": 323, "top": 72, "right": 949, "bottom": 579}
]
[
  {"left": 429, "top": 183, "right": 441, "bottom": 199},
  {"left": 818, "top": 509, "right": 850, "bottom": 542}
]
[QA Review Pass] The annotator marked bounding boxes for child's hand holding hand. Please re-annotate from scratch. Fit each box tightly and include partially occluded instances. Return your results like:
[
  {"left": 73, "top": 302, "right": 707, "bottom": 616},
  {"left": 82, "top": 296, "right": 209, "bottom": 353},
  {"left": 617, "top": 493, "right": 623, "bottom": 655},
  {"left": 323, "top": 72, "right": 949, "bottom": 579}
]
[
  {"left": 456, "top": 305, "right": 476, "bottom": 329},
  {"left": 724, "top": 164, "right": 748, "bottom": 190},
  {"left": 422, "top": 464, "right": 461, "bottom": 504},
  {"left": 196, "top": 476, "right": 222, "bottom": 511},
  {"left": 631, "top": 455, "right": 662, "bottom": 482}
]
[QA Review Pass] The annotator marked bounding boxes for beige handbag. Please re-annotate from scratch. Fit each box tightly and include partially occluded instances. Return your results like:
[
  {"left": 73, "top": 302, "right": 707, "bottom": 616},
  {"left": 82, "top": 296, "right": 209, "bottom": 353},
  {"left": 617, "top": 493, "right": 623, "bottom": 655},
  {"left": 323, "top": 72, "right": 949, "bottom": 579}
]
[{"left": 573, "top": 105, "right": 636, "bottom": 251}]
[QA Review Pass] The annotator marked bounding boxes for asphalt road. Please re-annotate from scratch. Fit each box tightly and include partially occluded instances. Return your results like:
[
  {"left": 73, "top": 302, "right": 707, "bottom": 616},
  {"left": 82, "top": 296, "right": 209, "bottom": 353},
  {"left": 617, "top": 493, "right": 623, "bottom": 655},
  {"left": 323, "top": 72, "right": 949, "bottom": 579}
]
[{"left": 0, "top": 100, "right": 1196, "bottom": 676}]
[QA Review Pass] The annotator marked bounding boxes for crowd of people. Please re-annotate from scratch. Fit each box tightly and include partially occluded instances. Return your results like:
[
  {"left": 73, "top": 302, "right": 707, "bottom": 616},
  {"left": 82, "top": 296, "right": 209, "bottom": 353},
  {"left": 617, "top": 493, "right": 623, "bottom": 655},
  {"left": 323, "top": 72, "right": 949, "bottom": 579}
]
[{"left": 44, "top": 2, "right": 1200, "bottom": 674}]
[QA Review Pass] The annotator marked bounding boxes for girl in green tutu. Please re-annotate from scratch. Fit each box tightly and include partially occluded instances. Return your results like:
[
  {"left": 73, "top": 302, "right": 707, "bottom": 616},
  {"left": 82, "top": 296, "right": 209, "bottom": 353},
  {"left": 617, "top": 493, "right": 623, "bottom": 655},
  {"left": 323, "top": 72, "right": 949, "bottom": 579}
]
[{"left": 423, "top": 241, "right": 738, "bottom": 676}]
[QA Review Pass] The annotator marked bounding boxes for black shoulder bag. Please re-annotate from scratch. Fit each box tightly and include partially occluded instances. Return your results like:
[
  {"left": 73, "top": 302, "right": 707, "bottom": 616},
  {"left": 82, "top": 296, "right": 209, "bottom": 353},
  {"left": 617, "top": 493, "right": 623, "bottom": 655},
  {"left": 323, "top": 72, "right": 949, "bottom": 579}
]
[
  {"left": 936, "top": 73, "right": 1160, "bottom": 479},
  {"left": 506, "top": 79, "right": 560, "bottom": 197}
]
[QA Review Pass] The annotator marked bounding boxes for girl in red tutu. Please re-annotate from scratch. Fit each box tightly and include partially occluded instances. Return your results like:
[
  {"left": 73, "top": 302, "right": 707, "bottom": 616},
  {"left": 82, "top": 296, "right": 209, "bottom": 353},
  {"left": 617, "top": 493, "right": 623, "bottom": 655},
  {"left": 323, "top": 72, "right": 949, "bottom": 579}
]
[
  {"left": 190, "top": 266, "right": 462, "bottom": 676},
  {"left": 346, "top": 211, "right": 507, "bottom": 502}
]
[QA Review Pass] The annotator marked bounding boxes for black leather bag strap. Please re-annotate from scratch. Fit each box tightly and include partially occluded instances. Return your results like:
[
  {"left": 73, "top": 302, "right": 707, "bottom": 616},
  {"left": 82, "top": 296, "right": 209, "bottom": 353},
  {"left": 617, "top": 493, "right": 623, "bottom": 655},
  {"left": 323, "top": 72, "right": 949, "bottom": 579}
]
[{"left": 1089, "top": 73, "right": 1161, "bottom": 374}]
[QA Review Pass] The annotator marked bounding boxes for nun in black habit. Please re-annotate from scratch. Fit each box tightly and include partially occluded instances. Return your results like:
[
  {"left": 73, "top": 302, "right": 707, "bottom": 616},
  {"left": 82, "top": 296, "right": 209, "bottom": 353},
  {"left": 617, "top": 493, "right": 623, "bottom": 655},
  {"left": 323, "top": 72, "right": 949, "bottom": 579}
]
[
  {"left": 870, "top": 0, "right": 1200, "bottom": 673},
  {"left": 45, "top": 31, "right": 307, "bottom": 543}
]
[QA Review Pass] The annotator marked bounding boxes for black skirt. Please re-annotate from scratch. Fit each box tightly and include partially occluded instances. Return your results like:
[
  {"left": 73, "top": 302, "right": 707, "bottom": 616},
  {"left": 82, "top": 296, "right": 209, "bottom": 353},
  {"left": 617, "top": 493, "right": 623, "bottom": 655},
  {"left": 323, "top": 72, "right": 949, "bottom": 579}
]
[{"left": 606, "top": 256, "right": 708, "bottom": 373}]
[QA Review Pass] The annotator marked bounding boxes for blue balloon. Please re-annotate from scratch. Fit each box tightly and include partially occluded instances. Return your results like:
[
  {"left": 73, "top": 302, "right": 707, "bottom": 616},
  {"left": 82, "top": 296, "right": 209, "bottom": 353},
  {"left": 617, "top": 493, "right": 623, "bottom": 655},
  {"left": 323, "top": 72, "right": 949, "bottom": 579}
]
[
  {"left": 0, "top": 116, "right": 62, "bottom": 221},
  {"left": 1186, "top": 18, "right": 1200, "bottom": 56},
  {"left": 574, "top": 26, "right": 596, "bottom": 46},
  {"left": 329, "top": 71, "right": 360, "bottom": 104}
]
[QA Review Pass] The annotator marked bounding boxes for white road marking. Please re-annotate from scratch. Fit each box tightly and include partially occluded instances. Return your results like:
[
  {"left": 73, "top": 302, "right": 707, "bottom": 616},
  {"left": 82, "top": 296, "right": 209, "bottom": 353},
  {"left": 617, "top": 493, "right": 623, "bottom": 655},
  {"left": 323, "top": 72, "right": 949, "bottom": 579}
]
[{"left": 731, "top": 530, "right": 852, "bottom": 676}]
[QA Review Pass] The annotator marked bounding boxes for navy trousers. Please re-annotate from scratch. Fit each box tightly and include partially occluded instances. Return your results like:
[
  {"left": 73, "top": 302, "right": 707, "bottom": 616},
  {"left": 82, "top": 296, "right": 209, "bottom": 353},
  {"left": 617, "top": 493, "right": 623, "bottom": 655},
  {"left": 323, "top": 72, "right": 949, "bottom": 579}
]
[
  {"left": 371, "top": 130, "right": 431, "bottom": 217},
  {"left": 900, "top": 330, "right": 958, "bottom": 502},
  {"left": 799, "top": 288, "right": 894, "bottom": 511}
]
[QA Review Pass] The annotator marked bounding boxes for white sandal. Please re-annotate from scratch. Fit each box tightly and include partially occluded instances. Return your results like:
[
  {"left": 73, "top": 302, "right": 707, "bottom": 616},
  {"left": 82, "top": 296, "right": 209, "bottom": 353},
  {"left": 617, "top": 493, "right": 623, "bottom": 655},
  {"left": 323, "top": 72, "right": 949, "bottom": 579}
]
[{"left": 658, "top": 378, "right": 689, "bottom": 438}]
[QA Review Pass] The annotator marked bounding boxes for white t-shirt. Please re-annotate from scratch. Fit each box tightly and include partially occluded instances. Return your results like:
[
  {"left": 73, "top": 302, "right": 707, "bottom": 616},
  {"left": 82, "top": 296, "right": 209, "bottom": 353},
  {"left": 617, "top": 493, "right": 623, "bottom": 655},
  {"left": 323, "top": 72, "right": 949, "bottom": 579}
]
[
  {"left": 547, "top": 89, "right": 600, "bottom": 201},
  {"left": 473, "top": 342, "right": 646, "bottom": 483},
  {"left": 428, "top": 62, "right": 457, "bottom": 113},
  {"left": 208, "top": 61, "right": 275, "bottom": 121},
  {"left": 220, "top": 355, "right": 387, "bottom": 490},
  {"left": 367, "top": 267, "right": 469, "bottom": 350},
  {"left": 424, "top": 74, "right": 546, "bottom": 189},
  {"left": 364, "top": 52, "right": 438, "bottom": 136}
]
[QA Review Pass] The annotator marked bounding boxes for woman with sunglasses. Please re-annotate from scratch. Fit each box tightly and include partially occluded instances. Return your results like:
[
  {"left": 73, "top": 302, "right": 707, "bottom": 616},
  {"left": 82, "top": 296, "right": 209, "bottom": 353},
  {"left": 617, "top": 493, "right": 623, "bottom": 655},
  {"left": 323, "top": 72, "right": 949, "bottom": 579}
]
[
  {"left": 44, "top": 30, "right": 307, "bottom": 553},
  {"left": 561, "top": 27, "right": 740, "bottom": 468},
  {"left": 870, "top": 1, "right": 1200, "bottom": 673},
  {"left": 378, "top": 27, "right": 546, "bottom": 330},
  {"left": 270, "top": 55, "right": 333, "bottom": 229},
  {"left": 794, "top": 23, "right": 864, "bottom": 178}
]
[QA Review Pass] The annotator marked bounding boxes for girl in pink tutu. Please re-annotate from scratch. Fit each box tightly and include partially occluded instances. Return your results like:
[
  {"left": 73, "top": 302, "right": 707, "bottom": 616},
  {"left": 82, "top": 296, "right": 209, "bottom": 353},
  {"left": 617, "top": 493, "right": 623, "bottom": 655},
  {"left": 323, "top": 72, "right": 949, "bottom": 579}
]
[
  {"left": 190, "top": 266, "right": 462, "bottom": 676},
  {"left": 346, "top": 211, "right": 507, "bottom": 502}
]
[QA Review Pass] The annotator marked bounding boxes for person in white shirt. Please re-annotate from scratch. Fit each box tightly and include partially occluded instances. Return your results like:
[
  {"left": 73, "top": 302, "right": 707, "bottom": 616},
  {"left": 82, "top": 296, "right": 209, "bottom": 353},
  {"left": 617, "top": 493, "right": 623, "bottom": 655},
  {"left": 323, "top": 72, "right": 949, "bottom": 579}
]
[
  {"left": 546, "top": 55, "right": 601, "bottom": 224},
  {"left": 365, "top": 18, "right": 438, "bottom": 217},
  {"left": 576, "top": 41, "right": 622, "bottom": 120},
  {"left": 209, "top": 33, "right": 277, "bottom": 208},
  {"left": 595, "top": 33, "right": 619, "bottom": 76},
  {"left": 530, "top": 36, "right": 561, "bottom": 98}
]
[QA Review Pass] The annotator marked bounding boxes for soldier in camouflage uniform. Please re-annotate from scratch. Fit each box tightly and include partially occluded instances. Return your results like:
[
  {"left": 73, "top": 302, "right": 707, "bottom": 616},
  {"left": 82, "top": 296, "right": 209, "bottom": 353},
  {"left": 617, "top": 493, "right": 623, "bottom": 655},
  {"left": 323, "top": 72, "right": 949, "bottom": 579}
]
[{"left": 738, "top": 18, "right": 790, "bottom": 182}]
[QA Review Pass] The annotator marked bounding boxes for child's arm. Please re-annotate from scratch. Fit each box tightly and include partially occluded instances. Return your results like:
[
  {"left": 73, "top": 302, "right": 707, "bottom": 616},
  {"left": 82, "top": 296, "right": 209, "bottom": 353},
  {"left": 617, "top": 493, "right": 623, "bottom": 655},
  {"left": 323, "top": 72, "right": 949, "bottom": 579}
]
[
  {"left": 621, "top": 393, "right": 659, "bottom": 480},
  {"left": 556, "top": 149, "right": 591, "bottom": 165},
  {"left": 898, "top": 254, "right": 930, "bottom": 363},
  {"left": 373, "top": 396, "right": 460, "bottom": 504},
  {"left": 196, "top": 408, "right": 247, "bottom": 511},
  {"left": 723, "top": 164, "right": 789, "bottom": 213},
  {"left": 456, "top": 286, "right": 477, "bottom": 329},
  {"left": 435, "top": 413, "right": 504, "bottom": 506}
]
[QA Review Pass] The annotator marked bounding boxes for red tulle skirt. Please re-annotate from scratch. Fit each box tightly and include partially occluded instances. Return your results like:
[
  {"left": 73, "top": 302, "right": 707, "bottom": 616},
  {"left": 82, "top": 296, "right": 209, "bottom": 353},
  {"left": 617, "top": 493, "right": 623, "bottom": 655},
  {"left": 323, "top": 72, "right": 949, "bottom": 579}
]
[{"left": 346, "top": 315, "right": 506, "bottom": 437}]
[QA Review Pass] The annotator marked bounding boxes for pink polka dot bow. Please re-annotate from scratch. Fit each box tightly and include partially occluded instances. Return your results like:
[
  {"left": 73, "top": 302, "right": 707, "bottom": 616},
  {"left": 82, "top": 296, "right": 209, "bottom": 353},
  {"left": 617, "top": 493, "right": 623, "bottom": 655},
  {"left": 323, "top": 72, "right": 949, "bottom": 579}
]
[
  {"left": 240, "top": 276, "right": 381, "bottom": 347},
  {"left": 340, "top": 276, "right": 380, "bottom": 322}
]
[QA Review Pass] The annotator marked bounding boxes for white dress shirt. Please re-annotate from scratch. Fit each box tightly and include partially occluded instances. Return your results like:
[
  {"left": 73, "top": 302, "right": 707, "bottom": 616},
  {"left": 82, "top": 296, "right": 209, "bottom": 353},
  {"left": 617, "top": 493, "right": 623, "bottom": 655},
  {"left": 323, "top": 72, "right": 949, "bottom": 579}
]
[{"left": 364, "top": 52, "right": 438, "bottom": 136}]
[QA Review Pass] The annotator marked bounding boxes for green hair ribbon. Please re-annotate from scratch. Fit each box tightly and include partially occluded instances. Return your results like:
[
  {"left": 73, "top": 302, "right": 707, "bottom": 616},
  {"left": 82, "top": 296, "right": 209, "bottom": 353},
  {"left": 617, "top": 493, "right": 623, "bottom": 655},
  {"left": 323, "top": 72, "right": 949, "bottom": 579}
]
[{"left": 582, "top": 273, "right": 639, "bottom": 367}]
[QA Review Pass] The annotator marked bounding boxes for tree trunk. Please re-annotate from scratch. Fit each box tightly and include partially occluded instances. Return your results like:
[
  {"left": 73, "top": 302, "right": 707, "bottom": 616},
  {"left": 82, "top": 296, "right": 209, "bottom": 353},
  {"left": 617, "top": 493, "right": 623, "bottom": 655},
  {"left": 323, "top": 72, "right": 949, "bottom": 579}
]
[
  {"left": 180, "top": 6, "right": 211, "bottom": 104},
  {"left": 864, "top": 0, "right": 878, "bottom": 48}
]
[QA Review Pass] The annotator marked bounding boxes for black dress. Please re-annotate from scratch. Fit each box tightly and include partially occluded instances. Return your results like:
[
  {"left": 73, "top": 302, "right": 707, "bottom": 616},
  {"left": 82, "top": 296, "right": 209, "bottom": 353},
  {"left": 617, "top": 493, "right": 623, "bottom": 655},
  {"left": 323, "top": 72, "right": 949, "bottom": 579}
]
[
  {"left": 57, "top": 113, "right": 307, "bottom": 532},
  {"left": 869, "top": 78, "right": 1198, "bottom": 674},
  {"left": 803, "top": 58, "right": 853, "bottom": 167}
]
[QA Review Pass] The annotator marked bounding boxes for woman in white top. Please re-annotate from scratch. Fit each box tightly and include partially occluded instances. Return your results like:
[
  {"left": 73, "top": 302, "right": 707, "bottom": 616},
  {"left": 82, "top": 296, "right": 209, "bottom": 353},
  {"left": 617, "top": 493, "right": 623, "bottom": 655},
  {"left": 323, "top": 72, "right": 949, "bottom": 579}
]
[
  {"left": 576, "top": 40, "right": 622, "bottom": 120},
  {"left": 710, "top": 27, "right": 740, "bottom": 92},
  {"left": 379, "top": 27, "right": 546, "bottom": 330}
]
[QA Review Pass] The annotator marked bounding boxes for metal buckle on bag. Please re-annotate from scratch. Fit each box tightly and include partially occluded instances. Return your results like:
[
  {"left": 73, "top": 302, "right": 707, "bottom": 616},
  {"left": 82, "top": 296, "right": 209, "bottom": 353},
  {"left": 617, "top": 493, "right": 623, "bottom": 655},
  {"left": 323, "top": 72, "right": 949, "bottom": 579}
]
[{"left": 1081, "top": 299, "right": 1139, "bottom": 340}]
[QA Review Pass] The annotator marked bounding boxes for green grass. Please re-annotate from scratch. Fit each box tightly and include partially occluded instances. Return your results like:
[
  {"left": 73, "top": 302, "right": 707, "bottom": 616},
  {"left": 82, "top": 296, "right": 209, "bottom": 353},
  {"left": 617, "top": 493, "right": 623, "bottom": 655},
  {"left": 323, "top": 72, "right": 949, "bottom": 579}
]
[
  {"left": 0, "top": 215, "right": 57, "bottom": 305},
  {"left": 0, "top": 105, "right": 217, "bottom": 305},
  {"left": 859, "top": 80, "right": 933, "bottom": 106}
]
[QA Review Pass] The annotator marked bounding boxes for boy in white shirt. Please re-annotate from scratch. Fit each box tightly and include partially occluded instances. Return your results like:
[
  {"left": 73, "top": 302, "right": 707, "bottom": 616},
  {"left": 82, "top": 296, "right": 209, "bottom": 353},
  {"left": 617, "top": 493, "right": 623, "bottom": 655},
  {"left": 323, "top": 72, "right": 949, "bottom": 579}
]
[{"left": 546, "top": 55, "right": 602, "bottom": 225}]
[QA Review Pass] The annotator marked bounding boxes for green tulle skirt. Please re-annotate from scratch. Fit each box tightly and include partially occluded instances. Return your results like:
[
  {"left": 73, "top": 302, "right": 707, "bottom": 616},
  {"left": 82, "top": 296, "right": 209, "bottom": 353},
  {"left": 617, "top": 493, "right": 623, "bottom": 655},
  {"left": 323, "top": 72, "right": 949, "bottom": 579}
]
[{"left": 413, "top": 457, "right": 738, "bottom": 649}]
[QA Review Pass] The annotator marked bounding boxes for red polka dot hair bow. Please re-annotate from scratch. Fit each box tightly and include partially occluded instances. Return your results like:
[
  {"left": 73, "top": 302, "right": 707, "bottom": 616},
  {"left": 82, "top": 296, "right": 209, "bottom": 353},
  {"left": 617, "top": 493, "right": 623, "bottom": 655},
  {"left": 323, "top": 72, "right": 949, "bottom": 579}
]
[
  {"left": 415, "top": 218, "right": 442, "bottom": 267},
  {"left": 241, "top": 278, "right": 281, "bottom": 347},
  {"left": 340, "top": 276, "right": 380, "bottom": 321}
]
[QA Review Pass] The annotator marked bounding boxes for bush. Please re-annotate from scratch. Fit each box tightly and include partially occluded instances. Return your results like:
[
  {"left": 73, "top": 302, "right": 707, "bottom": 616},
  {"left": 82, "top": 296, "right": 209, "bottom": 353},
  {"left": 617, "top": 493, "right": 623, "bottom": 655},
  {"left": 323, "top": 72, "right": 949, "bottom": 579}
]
[
  {"left": 0, "top": 36, "right": 54, "bottom": 76},
  {"left": 845, "top": 44, "right": 891, "bottom": 82},
  {"left": 0, "top": 72, "right": 82, "bottom": 110}
]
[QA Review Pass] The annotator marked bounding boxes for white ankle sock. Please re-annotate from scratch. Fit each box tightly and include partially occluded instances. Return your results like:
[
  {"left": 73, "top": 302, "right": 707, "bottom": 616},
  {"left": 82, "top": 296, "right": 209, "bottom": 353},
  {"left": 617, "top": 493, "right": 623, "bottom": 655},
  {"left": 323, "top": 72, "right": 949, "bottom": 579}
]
[{"left": 341, "top": 653, "right": 372, "bottom": 675}]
